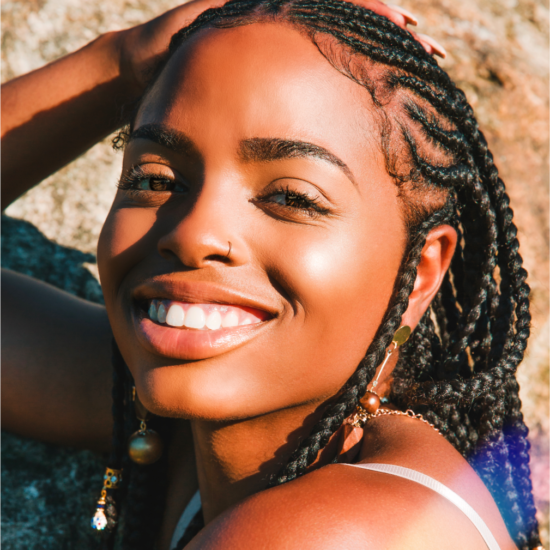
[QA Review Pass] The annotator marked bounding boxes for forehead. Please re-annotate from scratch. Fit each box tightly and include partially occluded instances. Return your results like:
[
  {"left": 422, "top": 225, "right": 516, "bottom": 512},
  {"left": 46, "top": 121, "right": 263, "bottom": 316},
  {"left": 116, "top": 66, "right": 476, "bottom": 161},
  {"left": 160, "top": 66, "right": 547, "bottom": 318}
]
[{"left": 136, "top": 22, "right": 385, "bottom": 183}]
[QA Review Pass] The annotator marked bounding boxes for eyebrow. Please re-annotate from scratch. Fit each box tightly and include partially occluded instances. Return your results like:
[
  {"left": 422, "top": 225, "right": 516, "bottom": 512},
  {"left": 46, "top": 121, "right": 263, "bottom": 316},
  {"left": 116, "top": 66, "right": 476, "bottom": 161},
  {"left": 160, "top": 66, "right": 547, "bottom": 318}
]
[
  {"left": 128, "top": 124, "right": 202, "bottom": 159},
  {"left": 240, "top": 138, "right": 356, "bottom": 185},
  {"left": 128, "top": 124, "right": 355, "bottom": 185}
]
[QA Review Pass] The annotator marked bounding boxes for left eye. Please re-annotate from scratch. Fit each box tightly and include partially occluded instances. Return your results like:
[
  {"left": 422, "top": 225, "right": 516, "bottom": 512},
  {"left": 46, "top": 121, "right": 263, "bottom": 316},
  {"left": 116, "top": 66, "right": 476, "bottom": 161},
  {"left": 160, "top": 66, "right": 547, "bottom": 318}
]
[
  {"left": 270, "top": 192, "right": 291, "bottom": 206},
  {"left": 270, "top": 192, "right": 307, "bottom": 208},
  {"left": 263, "top": 189, "right": 327, "bottom": 213}
]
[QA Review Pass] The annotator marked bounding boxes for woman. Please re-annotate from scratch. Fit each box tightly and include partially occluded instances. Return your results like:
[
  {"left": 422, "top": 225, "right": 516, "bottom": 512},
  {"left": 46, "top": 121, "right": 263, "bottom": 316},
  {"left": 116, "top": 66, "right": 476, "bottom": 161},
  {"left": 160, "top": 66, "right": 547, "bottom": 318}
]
[{"left": 2, "top": 0, "right": 544, "bottom": 549}]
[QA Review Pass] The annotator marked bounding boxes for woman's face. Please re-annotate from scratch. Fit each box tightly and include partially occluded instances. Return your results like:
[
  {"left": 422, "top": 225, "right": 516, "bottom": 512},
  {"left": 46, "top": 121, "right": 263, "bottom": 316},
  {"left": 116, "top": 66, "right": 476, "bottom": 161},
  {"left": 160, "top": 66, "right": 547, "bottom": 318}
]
[{"left": 97, "top": 22, "right": 407, "bottom": 419}]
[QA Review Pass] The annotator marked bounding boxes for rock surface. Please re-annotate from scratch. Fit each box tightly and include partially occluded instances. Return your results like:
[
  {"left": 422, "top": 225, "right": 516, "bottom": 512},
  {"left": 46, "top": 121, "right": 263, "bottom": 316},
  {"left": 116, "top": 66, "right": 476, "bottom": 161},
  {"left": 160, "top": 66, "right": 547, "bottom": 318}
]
[
  {"left": 2, "top": 216, "right": 106, "bottom": 550},
  {"left": 2, "top": 0, "right": 548, "bottom": 547}
]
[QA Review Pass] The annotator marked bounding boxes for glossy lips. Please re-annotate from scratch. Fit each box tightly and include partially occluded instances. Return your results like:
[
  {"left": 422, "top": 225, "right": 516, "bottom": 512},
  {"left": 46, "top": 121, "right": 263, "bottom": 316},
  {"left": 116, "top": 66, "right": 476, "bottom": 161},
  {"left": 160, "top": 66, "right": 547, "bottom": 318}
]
[{"left": 134, "top": 291, "right": 273, "bottom": 361}]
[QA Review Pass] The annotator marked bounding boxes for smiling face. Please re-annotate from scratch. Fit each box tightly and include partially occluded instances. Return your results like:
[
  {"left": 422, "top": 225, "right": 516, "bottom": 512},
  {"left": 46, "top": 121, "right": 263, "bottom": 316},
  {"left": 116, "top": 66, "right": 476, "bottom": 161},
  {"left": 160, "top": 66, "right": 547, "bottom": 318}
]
[{"left": 97, "top": 22, "right": 407, "bottom": 420}]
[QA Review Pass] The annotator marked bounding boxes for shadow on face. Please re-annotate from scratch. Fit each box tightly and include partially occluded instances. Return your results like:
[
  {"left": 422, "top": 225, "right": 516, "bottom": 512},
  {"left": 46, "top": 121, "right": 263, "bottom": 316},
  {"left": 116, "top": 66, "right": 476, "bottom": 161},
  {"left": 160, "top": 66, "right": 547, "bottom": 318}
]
[{"left": 97, "top": 21, "right": 407, "bottom": 421}]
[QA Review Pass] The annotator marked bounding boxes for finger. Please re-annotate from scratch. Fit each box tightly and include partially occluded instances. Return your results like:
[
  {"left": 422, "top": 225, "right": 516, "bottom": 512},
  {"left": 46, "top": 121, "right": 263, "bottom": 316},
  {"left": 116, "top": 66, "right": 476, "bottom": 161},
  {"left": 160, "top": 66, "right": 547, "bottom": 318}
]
[
  {"left": 153, "top": 0, "right": 226, "bottom": 36},
  {"left": 352, "top": 0, "right": 410, "bottom": 29},
  {"left": 386, "top": 4, "right": 418, "bottom": 25},
  {"left": 412, "top": 32, "right": 447, "bottom": 58}
]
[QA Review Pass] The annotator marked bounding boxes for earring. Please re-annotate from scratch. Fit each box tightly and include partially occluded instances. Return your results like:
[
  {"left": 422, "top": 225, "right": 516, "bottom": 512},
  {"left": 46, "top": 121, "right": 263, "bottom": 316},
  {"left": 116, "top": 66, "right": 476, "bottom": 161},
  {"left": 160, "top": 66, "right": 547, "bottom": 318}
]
[
  {"left": 91, "top": 467, "right": 122, "bottom": 531},
  {"left": 337, "top": 325, "right": 411, "bottom": 463},
  {"left": 128, "top": 387, "right": 164, "bottom": 465},
  {"left": 360, "top": 325, "right": 411, "bottom": 413}
]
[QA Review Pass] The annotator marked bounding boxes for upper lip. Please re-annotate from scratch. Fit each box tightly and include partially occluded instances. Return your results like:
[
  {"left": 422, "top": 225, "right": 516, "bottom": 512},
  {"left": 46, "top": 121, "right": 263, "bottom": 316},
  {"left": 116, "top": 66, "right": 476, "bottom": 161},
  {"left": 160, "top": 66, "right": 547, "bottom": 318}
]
[{"left": 132, "top": 275, "right": 278, "bottom": 317}]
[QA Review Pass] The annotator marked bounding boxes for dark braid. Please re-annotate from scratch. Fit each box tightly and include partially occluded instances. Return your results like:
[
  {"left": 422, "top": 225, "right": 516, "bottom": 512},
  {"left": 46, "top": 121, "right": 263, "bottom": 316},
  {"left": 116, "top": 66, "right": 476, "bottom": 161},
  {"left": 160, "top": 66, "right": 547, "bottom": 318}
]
[
  {"left": 104, "top": 1, "right": 542, "bottom": 548},
  {"left": 101, "top": 343, "right": 173, "bottom": 550},
  {"left": 98, "top": 342, "right": 127, "bottom": 550},
  {"left": 269, "top": 204, "right": 454, "bottom": 484}
]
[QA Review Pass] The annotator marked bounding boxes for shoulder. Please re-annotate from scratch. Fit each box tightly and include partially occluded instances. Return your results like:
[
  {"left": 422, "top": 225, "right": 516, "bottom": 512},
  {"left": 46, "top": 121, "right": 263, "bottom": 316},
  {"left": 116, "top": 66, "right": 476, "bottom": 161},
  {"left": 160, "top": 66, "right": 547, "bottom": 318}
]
[{"left": 186, "top": 462, "right": 495, "bottom": 550}]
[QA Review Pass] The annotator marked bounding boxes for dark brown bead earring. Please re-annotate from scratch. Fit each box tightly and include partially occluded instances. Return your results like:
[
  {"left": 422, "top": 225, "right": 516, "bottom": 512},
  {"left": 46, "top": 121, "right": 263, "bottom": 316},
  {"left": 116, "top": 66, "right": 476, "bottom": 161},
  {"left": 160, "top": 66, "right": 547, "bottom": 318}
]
[
  {"left": 128, "top": 387, "right": 164, "bottom": 465},
  {"left": 359, "top": 391, "right": 381, "bottom": 414},
  {"left": 337, "top": 325, "right": 411, "bottom": 462},
  {"left": 360, "top": 324, "right": 411, "bottom": 413}
]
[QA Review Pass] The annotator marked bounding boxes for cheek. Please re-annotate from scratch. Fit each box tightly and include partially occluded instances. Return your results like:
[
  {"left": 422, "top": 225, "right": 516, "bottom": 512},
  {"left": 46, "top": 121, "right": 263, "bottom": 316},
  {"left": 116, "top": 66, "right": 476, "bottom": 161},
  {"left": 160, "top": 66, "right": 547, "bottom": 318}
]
[
  {"left": 97, "top": 203, "right": 157, "bottom": 303},
  {"left": 263, "top": 210, "right": 406, "bottom": 379}
]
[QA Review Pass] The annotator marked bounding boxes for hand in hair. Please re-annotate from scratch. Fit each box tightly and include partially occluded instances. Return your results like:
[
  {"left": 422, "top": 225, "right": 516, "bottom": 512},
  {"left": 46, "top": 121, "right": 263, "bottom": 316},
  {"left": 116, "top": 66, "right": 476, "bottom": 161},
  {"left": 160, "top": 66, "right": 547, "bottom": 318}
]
[
  {"left": 1, "top": 0, "right": 225, "bottom": 207},
  {"left": 119, "top": 0, "right": 230, "bottom": 94}
]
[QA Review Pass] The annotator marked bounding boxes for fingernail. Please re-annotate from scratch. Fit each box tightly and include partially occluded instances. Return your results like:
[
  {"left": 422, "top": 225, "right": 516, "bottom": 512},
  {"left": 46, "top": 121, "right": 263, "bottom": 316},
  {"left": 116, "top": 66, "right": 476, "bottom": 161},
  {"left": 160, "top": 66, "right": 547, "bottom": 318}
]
[
  {"left": 416, "top": 33, "right": 447, "bottom": 58},
  {"left": 387, "top": 4, "right": 418, "bottom": 26}
]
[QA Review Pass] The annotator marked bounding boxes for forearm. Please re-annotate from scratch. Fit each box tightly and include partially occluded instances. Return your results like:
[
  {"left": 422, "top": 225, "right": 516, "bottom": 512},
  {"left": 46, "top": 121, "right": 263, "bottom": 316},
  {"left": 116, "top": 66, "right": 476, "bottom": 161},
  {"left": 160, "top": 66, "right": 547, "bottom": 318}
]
[
  {"left": 1, "top": 31, "right": 135, "bottom": 208},
  {"left": 1, "top": 269, "right": 113, "bottom": 452}
]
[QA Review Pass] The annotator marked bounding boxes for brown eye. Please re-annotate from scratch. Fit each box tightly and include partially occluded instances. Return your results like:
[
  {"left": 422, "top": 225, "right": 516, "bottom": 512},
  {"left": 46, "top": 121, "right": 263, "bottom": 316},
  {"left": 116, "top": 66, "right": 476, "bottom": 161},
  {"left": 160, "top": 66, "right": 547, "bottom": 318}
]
[
  {"left": 139, "top": 177, "right": 175, "bottom": 192},
  {"left": 262, "top": 187, "right": 329, "bottom": 214},
  {"left": 118, "top": 167, "right": 189, "bottom": 194}
]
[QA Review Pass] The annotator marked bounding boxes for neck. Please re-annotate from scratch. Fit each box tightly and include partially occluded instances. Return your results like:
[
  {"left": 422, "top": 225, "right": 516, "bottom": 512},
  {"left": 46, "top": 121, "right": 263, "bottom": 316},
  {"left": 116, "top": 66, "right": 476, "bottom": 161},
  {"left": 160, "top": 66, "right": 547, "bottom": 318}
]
[{"left": 191, "top": 401, "right": 328, "bottom": 523}]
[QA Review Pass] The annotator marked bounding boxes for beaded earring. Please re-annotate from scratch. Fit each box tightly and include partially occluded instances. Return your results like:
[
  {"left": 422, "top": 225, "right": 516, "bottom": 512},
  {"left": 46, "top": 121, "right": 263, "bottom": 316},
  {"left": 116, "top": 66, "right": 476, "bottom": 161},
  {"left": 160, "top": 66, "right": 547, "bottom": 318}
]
[
  {"left": 91, "top": 467, "right": 123, "bottom": 531},
  {"left": 128, "top": 386, "right": 164, "bottom": 465},
  {"left": 337, "top": 325, "right": 411, "bottom": 462}
]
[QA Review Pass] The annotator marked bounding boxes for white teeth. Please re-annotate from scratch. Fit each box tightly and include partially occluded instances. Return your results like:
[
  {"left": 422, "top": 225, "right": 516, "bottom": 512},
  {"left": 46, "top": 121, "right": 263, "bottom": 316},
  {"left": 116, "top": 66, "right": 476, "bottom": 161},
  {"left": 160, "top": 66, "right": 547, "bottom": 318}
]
[
  {"left": 157, "top": 302, "right": 167, "bottom": 324},
  {"left": 166, "top": 304, "right": 185, "bottom": 327},
  {"left": 206, "top": 310, "right": 222, "bottom": 330},
  {"left": 149, "top": 300, "right": 265, "bottom": 330},
  {"left": 184, "top": 306, "right": 206, "bottom": 329},
  {"left": 148, "top": 301, "right": 158, "bottom": 322},
  {"left": 222, "top": 310, "right": 239, "bottom": 328}
]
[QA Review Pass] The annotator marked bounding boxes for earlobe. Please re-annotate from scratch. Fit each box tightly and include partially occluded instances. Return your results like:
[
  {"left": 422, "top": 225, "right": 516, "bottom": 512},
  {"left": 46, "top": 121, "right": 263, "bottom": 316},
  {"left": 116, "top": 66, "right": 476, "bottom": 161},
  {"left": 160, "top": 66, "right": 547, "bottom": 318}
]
[{"left": 401, "top": 224, "right": 457, "bottom": 330}]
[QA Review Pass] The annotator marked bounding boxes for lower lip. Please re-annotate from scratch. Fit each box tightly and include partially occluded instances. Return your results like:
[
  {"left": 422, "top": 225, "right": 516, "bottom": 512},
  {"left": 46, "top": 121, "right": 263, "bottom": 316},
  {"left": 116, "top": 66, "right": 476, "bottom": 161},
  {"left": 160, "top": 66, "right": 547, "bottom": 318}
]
[{"left": 133, "top": 309, "right": 269, "bottom": 361}]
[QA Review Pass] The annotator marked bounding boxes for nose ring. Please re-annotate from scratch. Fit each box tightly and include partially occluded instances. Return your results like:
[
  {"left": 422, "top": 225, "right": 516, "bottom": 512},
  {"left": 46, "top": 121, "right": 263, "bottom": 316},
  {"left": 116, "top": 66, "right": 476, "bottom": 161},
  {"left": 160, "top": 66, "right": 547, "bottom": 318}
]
[{"left": 226, "top": 241, "right": 232, "bottom": 259}]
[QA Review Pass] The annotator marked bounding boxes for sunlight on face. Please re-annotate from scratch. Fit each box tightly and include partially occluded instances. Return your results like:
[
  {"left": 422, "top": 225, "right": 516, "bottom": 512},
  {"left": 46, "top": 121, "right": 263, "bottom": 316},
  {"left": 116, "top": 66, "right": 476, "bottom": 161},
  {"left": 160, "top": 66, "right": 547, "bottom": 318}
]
[{"left": 97, "top": 22, "right": 407, "bottom": 420}]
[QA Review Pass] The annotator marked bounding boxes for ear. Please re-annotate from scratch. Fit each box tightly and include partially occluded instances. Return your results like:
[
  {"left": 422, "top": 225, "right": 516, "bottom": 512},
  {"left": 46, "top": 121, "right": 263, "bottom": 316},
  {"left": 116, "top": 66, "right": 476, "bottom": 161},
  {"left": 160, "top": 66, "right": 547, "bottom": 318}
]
[{"left": 400, "top": 224, "right": 457, "bottom": 330}]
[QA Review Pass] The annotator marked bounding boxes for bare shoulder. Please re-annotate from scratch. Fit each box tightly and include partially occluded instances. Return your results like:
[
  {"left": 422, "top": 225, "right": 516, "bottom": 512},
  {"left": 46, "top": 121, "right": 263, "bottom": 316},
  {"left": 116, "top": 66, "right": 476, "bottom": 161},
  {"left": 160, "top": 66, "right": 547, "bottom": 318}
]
[
  {"left": 187, "top": 462, "right": 505, "bottom": 550},
  {"left": 188, "top": 416, "right": 518, "bottom": 550}
]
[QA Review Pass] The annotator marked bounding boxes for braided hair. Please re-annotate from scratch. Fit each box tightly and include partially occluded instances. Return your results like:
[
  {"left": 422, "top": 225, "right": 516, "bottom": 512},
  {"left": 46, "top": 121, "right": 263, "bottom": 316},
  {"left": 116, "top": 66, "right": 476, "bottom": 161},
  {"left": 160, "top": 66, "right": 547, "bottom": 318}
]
[{"left": 102, "top": 1, "right": 542, "bottom": 549}]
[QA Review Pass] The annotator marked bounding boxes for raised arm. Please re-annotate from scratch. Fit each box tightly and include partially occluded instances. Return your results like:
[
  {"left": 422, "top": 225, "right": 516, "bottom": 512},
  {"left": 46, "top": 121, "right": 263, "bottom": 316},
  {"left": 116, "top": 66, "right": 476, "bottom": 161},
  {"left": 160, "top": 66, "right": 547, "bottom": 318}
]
[
  {"left": 1, "top": 0, "right": 224, "bottom": 450},
  {"left": 1, "top": 0, "right": 224, "bottom": 209},
  {"left": 1, "top": 269, "right": 113, "bottom": 451}
]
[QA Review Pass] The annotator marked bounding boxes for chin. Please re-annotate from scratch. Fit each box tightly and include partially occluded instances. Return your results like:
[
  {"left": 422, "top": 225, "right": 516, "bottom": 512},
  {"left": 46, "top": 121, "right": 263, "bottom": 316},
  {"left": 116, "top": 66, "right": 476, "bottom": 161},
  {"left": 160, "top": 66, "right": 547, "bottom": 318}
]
[{"left": 132, "top": 361, "right": 266, "bottom": 422}]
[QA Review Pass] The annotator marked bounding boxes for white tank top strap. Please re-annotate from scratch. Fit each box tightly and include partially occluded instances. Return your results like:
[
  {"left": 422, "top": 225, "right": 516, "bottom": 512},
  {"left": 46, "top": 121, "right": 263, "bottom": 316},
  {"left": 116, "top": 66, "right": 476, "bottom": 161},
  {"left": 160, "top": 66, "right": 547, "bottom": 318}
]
[
  {"left": 170, "top": 490, "right": 202, "bottom": 550},
  {"left": 341, "top": 463, "right": 501, "bottom": 550}
]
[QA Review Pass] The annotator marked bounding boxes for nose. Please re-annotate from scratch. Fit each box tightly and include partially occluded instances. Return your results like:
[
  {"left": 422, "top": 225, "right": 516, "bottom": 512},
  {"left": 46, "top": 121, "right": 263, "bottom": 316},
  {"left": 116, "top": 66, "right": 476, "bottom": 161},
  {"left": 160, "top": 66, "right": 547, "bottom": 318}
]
[{"left": 156, "top": 181, "right": 249, "bottom": 269}]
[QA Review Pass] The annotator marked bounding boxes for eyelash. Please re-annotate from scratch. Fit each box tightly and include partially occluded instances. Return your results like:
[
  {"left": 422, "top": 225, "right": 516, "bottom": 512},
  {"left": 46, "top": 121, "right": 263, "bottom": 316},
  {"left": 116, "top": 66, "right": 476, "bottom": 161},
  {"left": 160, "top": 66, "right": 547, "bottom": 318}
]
[
  {"left": 118, "top": 168, "right": 330, "bottom": 217},
  {"left": 255, "top": 185, "right": 330, "bottom": 217},
  {"left": 117, "top": 166, "right": 186, "bottom": 193}
]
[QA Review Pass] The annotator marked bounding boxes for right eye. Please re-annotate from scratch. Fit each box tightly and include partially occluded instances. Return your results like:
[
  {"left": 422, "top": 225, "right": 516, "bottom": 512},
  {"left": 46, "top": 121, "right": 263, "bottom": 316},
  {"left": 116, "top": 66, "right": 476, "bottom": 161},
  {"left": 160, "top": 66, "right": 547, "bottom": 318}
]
[{"left": 118, "top": 166, "right": 189, "bottom": 194}]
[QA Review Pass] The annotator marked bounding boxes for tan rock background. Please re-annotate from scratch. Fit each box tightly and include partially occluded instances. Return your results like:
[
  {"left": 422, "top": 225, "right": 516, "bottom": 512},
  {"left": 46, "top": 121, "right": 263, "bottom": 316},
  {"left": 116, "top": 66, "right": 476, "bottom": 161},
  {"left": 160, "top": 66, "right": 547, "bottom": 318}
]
[{"left": 2, "top": 0, "right": 549, "bottom": 545}]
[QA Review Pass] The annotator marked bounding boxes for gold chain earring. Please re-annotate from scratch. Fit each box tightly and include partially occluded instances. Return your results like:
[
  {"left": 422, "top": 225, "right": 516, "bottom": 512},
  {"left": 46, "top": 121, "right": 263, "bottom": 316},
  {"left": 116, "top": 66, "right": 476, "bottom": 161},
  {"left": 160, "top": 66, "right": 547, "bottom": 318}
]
[
  {"left": 360, "top": 325, "right": 411, "bottom": 414},
  {"left": 128, "top": 386, "right": 164, "bottom": 465},
  {"left": 337, "top": 325, "right": 411, "bottom": 462}
]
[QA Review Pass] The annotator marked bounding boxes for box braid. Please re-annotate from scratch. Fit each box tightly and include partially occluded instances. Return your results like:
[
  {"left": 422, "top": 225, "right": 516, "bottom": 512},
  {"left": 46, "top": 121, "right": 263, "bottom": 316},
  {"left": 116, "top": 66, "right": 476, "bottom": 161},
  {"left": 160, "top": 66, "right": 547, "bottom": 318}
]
[
  {"left": 100, "top": 343, "right": 173, "bottom": 550},
  {"left": 100, "top": 1, "right": 542, "bottom": 548}
]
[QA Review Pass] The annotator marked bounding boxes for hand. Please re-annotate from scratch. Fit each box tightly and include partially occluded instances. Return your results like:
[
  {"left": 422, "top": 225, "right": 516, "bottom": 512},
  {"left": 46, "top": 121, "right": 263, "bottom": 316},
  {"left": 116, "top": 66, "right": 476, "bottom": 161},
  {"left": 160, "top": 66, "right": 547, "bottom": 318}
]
[
  {"left": 118, "top": 0, "right": 445, "bottom": 97},
  {"left": 352, "top": 0, "right": 417, "bottom": 28},
  {"left": 343, "top": 1, "right": 446, "bottom": 58},
  {"left": 118, "top": 0, "right": 227, "bottom": 95}
]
